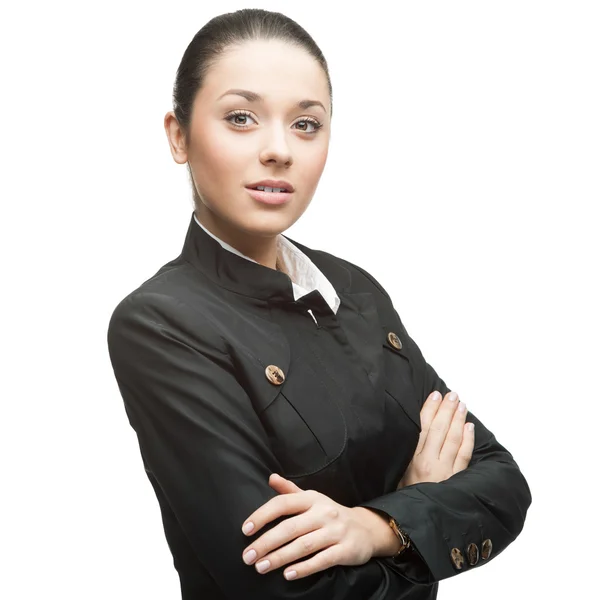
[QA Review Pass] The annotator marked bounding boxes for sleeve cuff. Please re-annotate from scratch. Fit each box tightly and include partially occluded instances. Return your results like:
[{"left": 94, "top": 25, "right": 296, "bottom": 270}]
[{"left": 358, "top": 485, "right": 459, "bottom": 584}]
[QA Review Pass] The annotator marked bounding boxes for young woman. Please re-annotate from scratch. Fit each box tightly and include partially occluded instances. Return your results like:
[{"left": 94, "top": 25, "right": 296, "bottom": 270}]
[{"left": 107, "top": 9, "right": 531, "bottom": 599}]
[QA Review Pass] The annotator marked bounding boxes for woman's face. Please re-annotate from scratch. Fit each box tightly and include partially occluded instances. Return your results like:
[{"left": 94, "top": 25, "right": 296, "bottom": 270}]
[{"left": 168, "top": 39, "right": 331, "bottom": 241}]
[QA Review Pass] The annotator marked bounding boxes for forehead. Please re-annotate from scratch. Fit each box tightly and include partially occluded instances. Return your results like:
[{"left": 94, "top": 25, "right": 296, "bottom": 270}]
[{"left": 200, "top": 39, "right": 329, "bottom": 106}]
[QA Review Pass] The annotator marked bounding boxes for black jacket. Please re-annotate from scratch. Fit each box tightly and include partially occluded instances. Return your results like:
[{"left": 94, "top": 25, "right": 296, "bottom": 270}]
[{"left": 107, "top": 212, "right": 532, "bottom": 599}]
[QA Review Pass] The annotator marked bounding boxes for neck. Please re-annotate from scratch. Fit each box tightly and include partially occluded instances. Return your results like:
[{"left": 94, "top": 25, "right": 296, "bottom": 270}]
[{"left": 195, "top": 207, "right": 280, "bottom": 270}]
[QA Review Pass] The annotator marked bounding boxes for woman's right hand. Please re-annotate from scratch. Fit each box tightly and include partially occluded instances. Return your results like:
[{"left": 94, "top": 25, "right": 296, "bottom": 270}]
[{"left": 397, "top": 391, "right": 475, "bottom": 489}]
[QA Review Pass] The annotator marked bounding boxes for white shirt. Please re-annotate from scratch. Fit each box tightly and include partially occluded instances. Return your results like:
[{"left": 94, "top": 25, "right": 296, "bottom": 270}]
[{"left": 193, "top": 214, "right": 340, "bottom": 320}]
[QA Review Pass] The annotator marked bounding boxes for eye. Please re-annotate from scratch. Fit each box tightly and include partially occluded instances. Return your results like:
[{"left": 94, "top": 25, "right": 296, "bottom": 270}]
[
  {"left": 225, "top": 110, "right": 257, "bottom": 129},
  {"left": 224, "top": 111, "right": 323, "bottom": 134},
  {"left": 294, "top": 118, "right": 323, "bottom": 134}
]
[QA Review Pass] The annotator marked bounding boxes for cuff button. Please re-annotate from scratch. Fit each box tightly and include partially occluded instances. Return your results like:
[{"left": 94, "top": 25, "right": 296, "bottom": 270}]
[
  {"left": 451, "top": 547, "right": 464, "bottom": 570},
  {"left": 482, "top": 538, "right": 493, "bottom": 560},
  {"left": 467, "top": 542, "right": 479, "bottom": 566}
]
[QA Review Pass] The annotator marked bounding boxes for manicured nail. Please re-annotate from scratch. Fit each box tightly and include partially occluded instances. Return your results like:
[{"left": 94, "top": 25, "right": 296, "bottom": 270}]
[
  {"left": 243, "top": 549, "right": 257, "bottom": 564},
  {"left": 285, "top": 570, "right": 297, "bottom": 580},
  {"left": 448, "top": 392, "right": 458, "bottom": 402},
  {"left": 431, "top": 391, "right": 441, "bottom": 402},
  {"left": 467, "top": 423, "right": 474, "bottom": 432},
  {"left": 242, "top": 521, "right": 254, "bottom": 535},
  {"left": 256, "top": 559, "right": 270, "bottom": 573},
  {"left": 458, "top": 401, "right": 466, "bottom": 412}
]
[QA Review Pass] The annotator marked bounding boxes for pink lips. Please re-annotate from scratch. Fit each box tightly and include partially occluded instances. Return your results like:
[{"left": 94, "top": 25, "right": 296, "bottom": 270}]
[
  {"left": 247, "top": 179, "right": 294, "bottom": 192},
  {"left": 245, "top": 187, "right": 294, "bottom": 205}
]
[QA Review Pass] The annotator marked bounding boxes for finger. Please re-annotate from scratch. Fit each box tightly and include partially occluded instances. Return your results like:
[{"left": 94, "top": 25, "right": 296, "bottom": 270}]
[
  {"left": 282, "top": 543, "right": 342, "bottom": 580},
  {"left": 255, "top": 527, "right": 336, "bottom": 577},
  {"left": 269, "top": 473, "right": 304, "bottom": 494},
  {"left": 414, "top": 391, "right": 443, "bottom": 455},
  {"left": 242, "top": 490, "right": 313, "bottom": 537},
  {"left": 421, "top": 391, "right": 460, "bottom": 458},
  {"left": 439, "top": 400, "right": 468, "bottom": 464},
  {"left": 453, "top": 422, "right": 475, "bottom": 473},
  {"left": 243, "top": 512, "right": 315, "bottom": 569}
]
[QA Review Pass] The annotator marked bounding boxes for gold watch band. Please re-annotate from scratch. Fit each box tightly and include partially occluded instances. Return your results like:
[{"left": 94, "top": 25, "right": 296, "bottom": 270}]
[{"left": 388, "top": 516, "right": 411, "bottom": 558}]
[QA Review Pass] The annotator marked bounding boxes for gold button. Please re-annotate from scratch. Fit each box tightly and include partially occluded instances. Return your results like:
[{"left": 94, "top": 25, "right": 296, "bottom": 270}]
[
  {"left": 481, "top": 538, "right": 493, "bottom": 560},
  {"left": 387, "top": 332, "right": 402, "bottom": 350},
  {"left": 467, "top": 543, "right": 479, "bottom": 566},
  {"left": 450, "top": 547, "right": 464, "bottom": 570},
  {"left": 265, "top": 365, "right": 285, "bottom": 385}
]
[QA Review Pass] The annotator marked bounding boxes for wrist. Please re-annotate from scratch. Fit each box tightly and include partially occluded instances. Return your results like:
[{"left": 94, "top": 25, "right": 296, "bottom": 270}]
[{"left": 353, "top": 507, "right": 403, "bottom": 558}]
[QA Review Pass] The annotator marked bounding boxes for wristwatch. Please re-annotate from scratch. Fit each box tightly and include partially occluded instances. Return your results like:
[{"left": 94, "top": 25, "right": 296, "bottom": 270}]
[{"left": 388, "top": 516, "right": 412, "bottom": 559}]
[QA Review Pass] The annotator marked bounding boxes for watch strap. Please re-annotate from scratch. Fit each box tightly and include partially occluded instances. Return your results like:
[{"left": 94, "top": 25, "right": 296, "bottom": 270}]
[{"left": 388, "top": 516, "right": 411, "bottom": 558}]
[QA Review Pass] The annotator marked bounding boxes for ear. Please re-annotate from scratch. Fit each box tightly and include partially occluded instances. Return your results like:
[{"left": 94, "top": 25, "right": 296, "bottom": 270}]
[{"left": 164, "top": 111, "right": 188, "bottom": 164}]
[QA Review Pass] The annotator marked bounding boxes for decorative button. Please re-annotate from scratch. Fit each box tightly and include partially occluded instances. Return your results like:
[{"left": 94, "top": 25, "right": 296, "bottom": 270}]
[
  {"left": 265, "top": 365, "right": 285, "bottom": 385},
  {"left": 467, "top": 543, "right": 479, "bottom": 566},
  {"left": 481, "top": 538, "right": 493, "bottom": 560},
  {"left": 450, "top": 547, "right": 464, "bottom": 570},
  {"left": 387, "top": 332, "right": 402, "bottom": 350}
]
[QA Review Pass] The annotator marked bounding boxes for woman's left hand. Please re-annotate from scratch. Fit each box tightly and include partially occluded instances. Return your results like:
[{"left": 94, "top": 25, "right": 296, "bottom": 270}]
[{"left": 241, "top": 473, "right": 374, "bottom": 580}]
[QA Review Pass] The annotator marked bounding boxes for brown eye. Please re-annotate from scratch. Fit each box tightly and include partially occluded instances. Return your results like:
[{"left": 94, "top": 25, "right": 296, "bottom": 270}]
[
  {"left": 225, "top": 111, "right": 257, "bottom": 128},
  {"left": 294, "top": 119, "right": 322, "bottom": 134}
]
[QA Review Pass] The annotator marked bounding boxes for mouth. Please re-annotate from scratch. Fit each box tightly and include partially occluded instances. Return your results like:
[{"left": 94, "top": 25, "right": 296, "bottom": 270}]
[
  {"left": 248, "top": 185, "right": 291, "bottom": 194},
  {"left": 246, "top": 180, "right": 295, "bottom": 193},
  {"left": 245, "top": 184, "right": 294, "bottom": 205}
]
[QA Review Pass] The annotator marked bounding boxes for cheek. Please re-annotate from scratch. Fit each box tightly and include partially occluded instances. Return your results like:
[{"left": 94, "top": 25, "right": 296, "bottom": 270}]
[
  {"left": 300, "top": 143, "right": 329, "bottom": 187},
  {"left": 193, "top": 126, "right": 246, "bottom": 184}
]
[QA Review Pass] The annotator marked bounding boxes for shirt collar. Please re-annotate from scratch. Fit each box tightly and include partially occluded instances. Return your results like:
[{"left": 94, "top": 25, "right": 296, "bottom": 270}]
[
  {"left": 181, "top": 212, "right": 348, "bottom": 316},
  {"left": 192, "top": 213, "right": 340, "bottom": 314}
]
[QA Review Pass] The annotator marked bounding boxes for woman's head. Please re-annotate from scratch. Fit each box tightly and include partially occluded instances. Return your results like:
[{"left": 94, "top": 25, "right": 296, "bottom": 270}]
[{"left": 164, "top": 9, "right": 333, "bottom": 251}]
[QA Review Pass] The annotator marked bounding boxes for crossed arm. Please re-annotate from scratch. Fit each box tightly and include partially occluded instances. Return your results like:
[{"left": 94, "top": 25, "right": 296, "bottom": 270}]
[
  {"left": 108, "top": 291, "right": 532, "bottom": 597},
  {"left": 238, "top": 389, "right": 477, "bottom": 581}
]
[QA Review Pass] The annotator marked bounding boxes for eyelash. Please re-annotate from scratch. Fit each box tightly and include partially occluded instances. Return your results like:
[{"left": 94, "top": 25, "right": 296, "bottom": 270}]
[{"left": 224, "top": 110, "right": 323, "bottom": 134}]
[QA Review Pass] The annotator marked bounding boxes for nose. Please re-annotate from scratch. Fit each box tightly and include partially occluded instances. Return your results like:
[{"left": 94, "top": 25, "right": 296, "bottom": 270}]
[{"left": 259, "top": 124, "right": 293, "bottom": 167}]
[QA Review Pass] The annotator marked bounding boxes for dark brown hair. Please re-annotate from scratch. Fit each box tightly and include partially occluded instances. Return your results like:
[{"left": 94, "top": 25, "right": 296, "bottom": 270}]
[{"left": 171, "top": 8, "right": 333, "bottom": 206}]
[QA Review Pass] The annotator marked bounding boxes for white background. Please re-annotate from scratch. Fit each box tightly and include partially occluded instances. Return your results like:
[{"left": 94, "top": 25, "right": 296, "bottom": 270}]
[{"left": 2, "top": 1, "right": 598, "bottom": 598}]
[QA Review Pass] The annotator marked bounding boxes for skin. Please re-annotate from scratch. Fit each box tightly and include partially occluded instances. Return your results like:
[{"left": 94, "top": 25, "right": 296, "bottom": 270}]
[
  {"left": 164, "top": 38, "right": 476, "bottom": 581},
  {"left": 397, "top": 391, "right": 475, "bottom": 489},
  {"left": 164, "top": 39, "right": 331, "bottom": 269}
]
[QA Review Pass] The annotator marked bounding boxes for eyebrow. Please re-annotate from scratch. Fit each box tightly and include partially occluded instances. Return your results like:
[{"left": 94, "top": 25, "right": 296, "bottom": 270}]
[{"left": 217, "top": 88, "right": 327, "bottom": 112}]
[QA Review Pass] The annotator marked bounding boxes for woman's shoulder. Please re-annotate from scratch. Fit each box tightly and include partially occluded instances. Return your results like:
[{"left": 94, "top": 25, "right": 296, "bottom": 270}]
[
  {"left": 112, "top": 254, "right": 205, "bottom": 305},
  {"left": 107, "top": 257, "right": 225, "bottom": 351},
  {"left": 335, "top": 254, "right": 392, "bottom": 300}
]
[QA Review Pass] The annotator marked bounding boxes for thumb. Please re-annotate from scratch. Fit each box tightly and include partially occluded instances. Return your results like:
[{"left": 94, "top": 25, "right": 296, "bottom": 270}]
[{"left": 269, "top": 473, "right": 303, "bottom": 494}]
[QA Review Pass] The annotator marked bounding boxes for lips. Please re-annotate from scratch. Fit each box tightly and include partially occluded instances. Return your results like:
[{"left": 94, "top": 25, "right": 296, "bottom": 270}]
[
  {"left": 246, "top": 179, "right": 294, "bottom": 193},
  {"left": 245, "top": 186, "right": 293, "bottom": 205}
]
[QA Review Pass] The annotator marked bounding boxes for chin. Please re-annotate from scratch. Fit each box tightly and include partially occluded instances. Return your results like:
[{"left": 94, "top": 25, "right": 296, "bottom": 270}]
[{"left": 240, "top": 213, "right": 298, "bottom": 237}]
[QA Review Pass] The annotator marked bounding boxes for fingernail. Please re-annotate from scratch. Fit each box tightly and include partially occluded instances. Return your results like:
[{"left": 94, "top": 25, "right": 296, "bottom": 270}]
[
  {"left": 448, "top": 392, "right": 458, "bottom": 402},
  {"left": 467, "top": 423, "right": 474, "bottom": 432},
  {"left": 431, "top": 391, "right": 441, "bottom": 401},
  {"left": 256, "top": 559, "right": 270, "bottom": 573},
  {"left": 242, "top": 521, "right": 254, "bottom": 535},
  {"left": 285, "top": 570, "right": 298, "bottom": 580},
  {"left": 458, "top": 401, "right": 466, "bottom": 412},
  {"left": 243, "top": 549, "right": 257, "bottom": 564}
]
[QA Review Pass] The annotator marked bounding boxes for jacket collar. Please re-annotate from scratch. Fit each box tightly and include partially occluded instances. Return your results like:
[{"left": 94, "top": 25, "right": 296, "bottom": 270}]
[{"left": 180, "top": 212, "right": 351, "bottom": 313}]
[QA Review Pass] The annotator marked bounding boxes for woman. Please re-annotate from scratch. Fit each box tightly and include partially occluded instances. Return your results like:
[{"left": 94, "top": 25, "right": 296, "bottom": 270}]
[{"left": 107, "top": 8, "right": 531, "bottom": 599}]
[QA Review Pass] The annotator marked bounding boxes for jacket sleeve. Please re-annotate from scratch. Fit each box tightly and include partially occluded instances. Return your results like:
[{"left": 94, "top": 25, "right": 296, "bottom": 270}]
[
  {"left": 357, "top": 304, "right": 533, "bottom": 585},
  {"left": 107, "top": 291, "right": 433, "bottom": 600}
]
